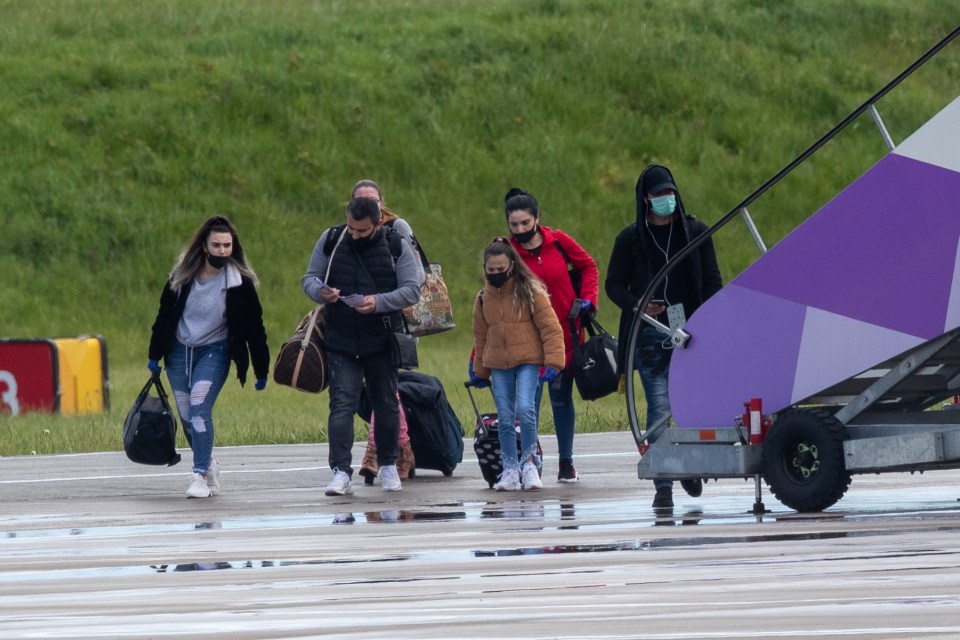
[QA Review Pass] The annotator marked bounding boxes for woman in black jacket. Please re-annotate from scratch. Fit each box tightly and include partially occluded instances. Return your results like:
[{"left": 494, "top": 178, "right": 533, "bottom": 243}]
[{"left": 148, "top": 215, "right": 269, "bottom": 498}]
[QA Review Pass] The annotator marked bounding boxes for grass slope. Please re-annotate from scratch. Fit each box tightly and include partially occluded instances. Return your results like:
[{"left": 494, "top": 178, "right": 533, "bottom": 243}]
[{"left": 1, "top": 0, "right": 958, "bottom": 455}]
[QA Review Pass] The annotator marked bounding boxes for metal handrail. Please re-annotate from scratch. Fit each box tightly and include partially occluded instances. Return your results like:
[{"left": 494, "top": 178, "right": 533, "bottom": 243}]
[{"left": 625, "top": 25, "right": 960, "bottom": 448}]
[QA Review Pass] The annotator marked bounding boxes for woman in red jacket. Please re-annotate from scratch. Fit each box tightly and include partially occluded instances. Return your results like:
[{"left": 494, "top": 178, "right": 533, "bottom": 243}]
[{"left": 505, "top": 188, "right": 600, "bottom": 483}]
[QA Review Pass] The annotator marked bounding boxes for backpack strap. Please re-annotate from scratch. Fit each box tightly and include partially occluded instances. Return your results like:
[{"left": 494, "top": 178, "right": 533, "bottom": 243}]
[
  {"left": 383, "top": 225, "right": 403, "bottom": 259},
  {"left": 323, "top": 223, "right": 403, "bottom": 259},
  {"left": 322, "top": 224, "right": 347, "bottom": 255}
]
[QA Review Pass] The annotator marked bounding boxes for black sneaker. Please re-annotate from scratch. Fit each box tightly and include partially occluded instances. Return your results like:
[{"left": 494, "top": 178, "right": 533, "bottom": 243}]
[
  {"left": 652, "top": 487, "right": 673, "bottom": 510},
  {"left": 557, "top": 459, "right": 579, "bottom": 483},
  {"left": 680, "top": 478, "right": 703, "bottom": 498}
]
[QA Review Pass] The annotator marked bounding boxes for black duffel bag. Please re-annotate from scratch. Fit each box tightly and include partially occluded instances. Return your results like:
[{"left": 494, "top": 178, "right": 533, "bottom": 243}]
[
  {"left": 571, "top": 314, "right": 620, "bottom": 401},
  {"left": 123, "top": 373, "right": 181, "bottom": 466}
]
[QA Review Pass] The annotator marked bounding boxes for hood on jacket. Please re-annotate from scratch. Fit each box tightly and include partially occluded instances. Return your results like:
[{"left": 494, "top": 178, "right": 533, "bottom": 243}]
[{"left": 635, "top": 164, "right": 687, "bottom": 226}]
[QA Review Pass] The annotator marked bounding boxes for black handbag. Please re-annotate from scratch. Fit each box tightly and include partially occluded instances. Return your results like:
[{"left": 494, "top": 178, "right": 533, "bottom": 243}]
[
  {"left": 390, "top": 330, "right": 419, "bottom": 370},
  {"left": 123, "top": 373, "right": 182, "bottom": 466},
  {"left": 571, "top": 314, "right": 620, "bottom": 401}
]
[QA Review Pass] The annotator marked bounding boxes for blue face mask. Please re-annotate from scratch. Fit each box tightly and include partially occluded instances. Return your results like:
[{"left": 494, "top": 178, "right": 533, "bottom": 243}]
[{"left": 649, "top": 194, "right": 677, "bottom": 217}]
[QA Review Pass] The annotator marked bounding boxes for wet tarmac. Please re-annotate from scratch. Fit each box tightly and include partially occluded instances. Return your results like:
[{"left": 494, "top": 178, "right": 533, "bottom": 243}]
[{"left": 3, "top": 431, "right": 960, "bottom": 638}]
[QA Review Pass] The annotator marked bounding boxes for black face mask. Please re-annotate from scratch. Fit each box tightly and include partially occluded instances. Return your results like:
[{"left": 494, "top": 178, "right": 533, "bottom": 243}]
[
  {"left": 350, "top": 228, "right": 379, "bottom": 250},
  {"left": 206, "top": 254, "right": 228, "bottom": 269},
  {"left": 485, "top": 271, "right": 511, "bottom": 288},
  {"left": 512, "top": 226, "right": 538, "bottom": 244}
]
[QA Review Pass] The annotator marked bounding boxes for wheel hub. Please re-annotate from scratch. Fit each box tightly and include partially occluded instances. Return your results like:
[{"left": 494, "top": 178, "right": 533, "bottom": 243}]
[{"left": 791, "top": 443, "right": 820, "bottom": 478}]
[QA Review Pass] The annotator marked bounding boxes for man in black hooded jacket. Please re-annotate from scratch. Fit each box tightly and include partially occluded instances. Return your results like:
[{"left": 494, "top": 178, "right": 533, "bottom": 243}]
[{"left": 605, "top": 164, "right": 723, "bottom": 511}]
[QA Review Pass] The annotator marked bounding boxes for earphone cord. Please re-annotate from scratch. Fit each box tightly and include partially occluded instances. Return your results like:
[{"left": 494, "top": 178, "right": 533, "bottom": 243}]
[{"left": 645, "top": 217, "right": 673, "bottom": 307}]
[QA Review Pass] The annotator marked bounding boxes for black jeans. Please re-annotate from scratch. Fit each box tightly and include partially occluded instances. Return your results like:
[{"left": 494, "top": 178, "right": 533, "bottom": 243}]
[{"left": 326, "top": 350, "right": 400, "bottom": 475}]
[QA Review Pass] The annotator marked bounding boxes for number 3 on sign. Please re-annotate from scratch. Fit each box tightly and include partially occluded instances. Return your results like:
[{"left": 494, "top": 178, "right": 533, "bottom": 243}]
[{"left": 0, "top": 370, "right": 20, "bottom": 416}]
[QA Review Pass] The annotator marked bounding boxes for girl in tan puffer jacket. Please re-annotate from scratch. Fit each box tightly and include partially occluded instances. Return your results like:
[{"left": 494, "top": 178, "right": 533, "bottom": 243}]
[{"left": 470, "top": 240, "right": 565, "bottom": 491}]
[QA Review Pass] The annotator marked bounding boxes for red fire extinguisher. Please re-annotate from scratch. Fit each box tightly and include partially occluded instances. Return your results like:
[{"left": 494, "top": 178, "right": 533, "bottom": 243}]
[{"left": 742, "top": 398, "right": 770, "bottom": 445}]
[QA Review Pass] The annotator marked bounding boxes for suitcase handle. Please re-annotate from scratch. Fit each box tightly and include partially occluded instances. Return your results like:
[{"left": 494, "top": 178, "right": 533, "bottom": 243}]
[{"left": 463, "top": 380, "right": 485, "bottom": 423}]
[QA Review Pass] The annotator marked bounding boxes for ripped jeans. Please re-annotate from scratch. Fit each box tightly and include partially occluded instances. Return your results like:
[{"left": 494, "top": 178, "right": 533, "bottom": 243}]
[{"left": 165, "top": 339, "right": 230, "bottom": 475}]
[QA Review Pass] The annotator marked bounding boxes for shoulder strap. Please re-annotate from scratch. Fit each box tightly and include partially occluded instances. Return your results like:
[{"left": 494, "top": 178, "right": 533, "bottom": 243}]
[
  {"left": 553, "top": 237, "right": 571, "bottom": 263},
  {"left": 552, "top": 231, "right": 581, "bottom": 296}
]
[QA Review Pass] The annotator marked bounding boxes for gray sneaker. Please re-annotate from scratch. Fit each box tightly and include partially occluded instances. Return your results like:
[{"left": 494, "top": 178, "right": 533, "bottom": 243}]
[
  {"left": 494, "top": 468, "right": 521, "bottom": 492},
  {"left": 324, "top": 469, "right": 354, "bottom": 496},
  {"left": 206, "top": 459, "right": 221, "bottom": 496},
  {"left": 521, "top": 462, "right": 543, "bottom": 491},
  {"left": 379, "top": 464, "right": 402, "bottom": 492}
]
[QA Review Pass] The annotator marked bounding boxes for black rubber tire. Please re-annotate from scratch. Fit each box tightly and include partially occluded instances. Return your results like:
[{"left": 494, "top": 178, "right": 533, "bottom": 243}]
[{"left": 762, "top": 408, "right": 851, "bottom": 512}]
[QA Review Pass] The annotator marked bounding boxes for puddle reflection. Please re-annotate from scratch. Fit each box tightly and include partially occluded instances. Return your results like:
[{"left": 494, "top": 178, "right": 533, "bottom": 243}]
[
  {"left": 331, "top": 510, "right": 468, "bottom": 525},
  {"left": 474, "top": 540, "right": 644, "bottom": 557},
  {"left": 149, "top": 556, "right": 410, "bottom": 574},
  {"left": 652, "top": 509, "right": 704, "bottom": 527}
]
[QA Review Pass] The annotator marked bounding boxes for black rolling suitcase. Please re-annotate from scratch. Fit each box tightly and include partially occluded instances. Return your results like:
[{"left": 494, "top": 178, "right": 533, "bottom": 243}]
[
  {"left": 398, "top": 371, "right": 464, "bottom": 475},
  {"left": 464, "top": 381, "right": 542, "bottom": 489},
  {"left": 359, "top": 371, "right": 464, "bottom": 476}
]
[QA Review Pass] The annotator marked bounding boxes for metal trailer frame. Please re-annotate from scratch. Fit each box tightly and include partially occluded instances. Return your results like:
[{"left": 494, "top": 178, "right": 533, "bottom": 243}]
[{"left": 628, "top": 26, "right": 960, "bottom": 513}]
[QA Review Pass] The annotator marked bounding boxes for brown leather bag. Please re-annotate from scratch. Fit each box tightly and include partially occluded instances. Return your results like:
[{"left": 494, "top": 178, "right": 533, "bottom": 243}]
[
  {"left": 274, "top": 230, "right": 346, "bottom": 394},
  {"left": 273, "top": 306, "right": 327, "bottom": 393}
]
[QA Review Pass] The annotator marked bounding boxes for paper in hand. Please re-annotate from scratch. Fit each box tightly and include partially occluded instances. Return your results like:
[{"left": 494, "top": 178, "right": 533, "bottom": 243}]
[{"left": 339, "top": 294, "right": 365, "bottom": 308}]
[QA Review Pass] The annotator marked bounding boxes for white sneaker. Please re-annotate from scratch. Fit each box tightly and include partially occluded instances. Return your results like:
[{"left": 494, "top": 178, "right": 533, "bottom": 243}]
[
  {"left": 206, "top": 459, "right": 221, "bottom": 496},
  {"left": 379, "top": 464, "right": 402, "bottom": 492},
  {"left": 522, "top": 462, "right": 543, "bottom": 491},
  {"left": 324, "top": 469, "right": 353, "bottom": 496},
  {"left": 494, "top": 468, "right": 521, "bottom": 492},
  {"left": 185, "top": 473, "right": 211, "bottom": 498}
]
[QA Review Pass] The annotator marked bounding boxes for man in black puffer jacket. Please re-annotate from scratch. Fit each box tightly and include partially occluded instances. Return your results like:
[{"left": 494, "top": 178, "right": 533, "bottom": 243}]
[{"left": 302, "top": 197, "right": 422, "bottom": 497}]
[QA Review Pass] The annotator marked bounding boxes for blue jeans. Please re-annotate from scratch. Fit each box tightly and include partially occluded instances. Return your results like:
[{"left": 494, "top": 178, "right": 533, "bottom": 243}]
[
  {"left": 534, "top": 371, "right": 575, "bottom": 461},
  {"left": 327, "top": 350, "right": 399, "bottom": 476},
  {"left": 635, "top": 325, "right": 673, "bottom": 491},
  {"left": 491, "top": 364, "right": 540, "bottom": 472},
  {"left": 166, "top": 340, "right": 230, "bottom": 475}
]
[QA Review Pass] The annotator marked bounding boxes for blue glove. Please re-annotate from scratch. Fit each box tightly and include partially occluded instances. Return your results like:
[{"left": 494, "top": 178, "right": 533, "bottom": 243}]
[
  {"left": 470, "top": 376, "right": 490, "bottom": 389},
  {"left": 255, "top": 377, "right": 267, "bottom": 391},
  {"left": 147, "top": 359, "right": 161, "bottom": 375},
  {"left": 580, "top": 299, "right": 592, "bottom": 312},
  {"left": 539, "top": 367, "right": 559, "bottom": 383},
  {"left": 468, "top": 358, "right": 489, "bottom": 388}
]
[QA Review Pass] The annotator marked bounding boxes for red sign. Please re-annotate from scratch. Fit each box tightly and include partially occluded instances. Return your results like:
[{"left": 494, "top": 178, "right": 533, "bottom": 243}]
[{"left": 0, "top": 340, "right": 59, "bottom": 415}]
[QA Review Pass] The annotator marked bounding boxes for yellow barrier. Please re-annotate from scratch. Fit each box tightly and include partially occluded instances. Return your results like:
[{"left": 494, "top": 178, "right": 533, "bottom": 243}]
[{"left": 53, "top": 336, "right": 110, "bottom": 415}]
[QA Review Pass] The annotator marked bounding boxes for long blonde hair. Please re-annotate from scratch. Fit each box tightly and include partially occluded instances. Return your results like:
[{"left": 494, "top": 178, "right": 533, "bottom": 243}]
[
  {"left": 483, "top": 239, "right": 547, "bottom": 315},
  {"left": 168, "top": 215, "right": 259, "bottom": 292}
]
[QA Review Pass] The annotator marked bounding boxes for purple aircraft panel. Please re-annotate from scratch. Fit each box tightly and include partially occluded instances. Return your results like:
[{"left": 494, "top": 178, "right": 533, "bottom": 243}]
[{"left": 669, "top": 96, "right": 960, "bottom": 428}]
